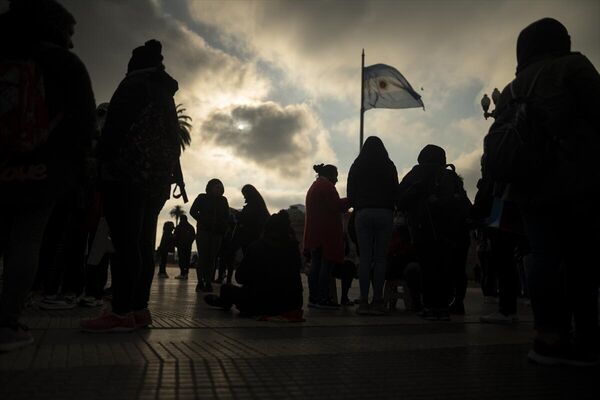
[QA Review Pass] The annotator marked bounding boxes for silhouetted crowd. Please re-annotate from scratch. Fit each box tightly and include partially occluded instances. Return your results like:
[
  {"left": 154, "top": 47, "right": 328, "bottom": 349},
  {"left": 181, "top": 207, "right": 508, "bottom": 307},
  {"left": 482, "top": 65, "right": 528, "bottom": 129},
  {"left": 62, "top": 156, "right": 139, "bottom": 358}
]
[{"left": 0, "top": 1, "right": 598, "bottom": 367}]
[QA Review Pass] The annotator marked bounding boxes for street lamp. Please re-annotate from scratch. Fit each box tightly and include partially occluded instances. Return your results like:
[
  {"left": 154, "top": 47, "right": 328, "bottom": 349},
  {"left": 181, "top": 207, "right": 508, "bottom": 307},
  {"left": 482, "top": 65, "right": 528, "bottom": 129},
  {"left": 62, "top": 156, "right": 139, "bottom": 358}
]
[{"left": 481, "top": 88, "right": 501, "bottom": 119}]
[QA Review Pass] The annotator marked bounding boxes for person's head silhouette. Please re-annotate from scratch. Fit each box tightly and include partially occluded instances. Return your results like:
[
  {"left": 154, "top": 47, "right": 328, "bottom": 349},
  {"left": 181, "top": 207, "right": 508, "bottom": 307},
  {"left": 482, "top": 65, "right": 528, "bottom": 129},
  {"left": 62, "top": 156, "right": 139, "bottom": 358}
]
[{"left": 516, "top": 18, "right": 571, "bottom": 73}]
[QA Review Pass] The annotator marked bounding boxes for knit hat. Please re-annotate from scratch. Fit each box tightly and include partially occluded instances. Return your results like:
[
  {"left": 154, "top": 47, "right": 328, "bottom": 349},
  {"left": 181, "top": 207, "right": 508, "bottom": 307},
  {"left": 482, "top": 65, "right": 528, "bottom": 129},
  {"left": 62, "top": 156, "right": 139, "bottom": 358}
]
[
  {"left": 127, "top": 39, "right": 164, "bottom": 73},
  {"left": 417, "top": 144, "right": 446, "bottom": 166}
]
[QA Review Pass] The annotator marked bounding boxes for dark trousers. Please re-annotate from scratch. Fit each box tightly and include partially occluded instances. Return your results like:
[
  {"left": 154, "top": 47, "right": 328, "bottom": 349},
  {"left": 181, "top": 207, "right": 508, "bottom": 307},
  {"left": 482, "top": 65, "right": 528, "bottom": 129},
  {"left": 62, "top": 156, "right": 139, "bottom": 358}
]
[
  {"left": 0, "top": 201, "right": 54, "bottom": 324},
  {"left": 196, "top": 231, "right": 222, "bottom": 287},
  {"left": 449, "top": 236, "right": 470, "bottom": 306},
  {"left": 104, "top": 184, "right": 165, "bottom": 315},
  {"left": 158, "top": 250, "right": 168, "bottom": 274},
  {"left": 38, "top": 196, "right": 87, "bottom": 296},
  {"left": 522, "top": 201, "right": 599, "bottom": 343},
  {"left": 177, "top": 246, "right": 191, "bottom": 276},
  {"left": 308, "top": 248, "right": 334, "bottom": 303},
  {"left": 479, "top": 248, "right": 497, "bottom": 297},
  {"left": 416, "top": 241, "right": 451, "bottom": 309},
  {"left": 488, "top": 229, "right": 519, "bottom": 315}
]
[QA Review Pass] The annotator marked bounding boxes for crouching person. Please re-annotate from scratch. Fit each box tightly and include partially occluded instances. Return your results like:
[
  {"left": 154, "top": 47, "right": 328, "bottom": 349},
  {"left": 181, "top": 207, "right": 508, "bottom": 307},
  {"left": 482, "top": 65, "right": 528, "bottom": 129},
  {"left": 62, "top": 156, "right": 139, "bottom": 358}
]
[{"left": 204, "top": 210, "right": 304, "bottom": 321}]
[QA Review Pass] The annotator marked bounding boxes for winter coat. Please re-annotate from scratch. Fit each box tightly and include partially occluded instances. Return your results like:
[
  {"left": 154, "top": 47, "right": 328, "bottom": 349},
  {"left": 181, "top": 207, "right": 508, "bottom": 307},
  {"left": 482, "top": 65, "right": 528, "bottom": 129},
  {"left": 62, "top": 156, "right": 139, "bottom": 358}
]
[
  {"left": 99, "top": 68, "right": 179, "bottom": 199},
  {"left": 174, "top": 220, "right": 196, "bottom": 249},
  {"left": 495, "top": 52, "right": 600, "bottom": 205},
  {"left": 397, "top": 164, "right": 471, "bottom": 245},
  {"left": 0, "top": 13, "right": 96, "bottom": 206},
  {"left": 303, "top": 177, "right": 349, "bottom": 263},
  {"left": 347, "top": 157, "right": 398, "bottom": 210},
  {"left": 190, "top": 193, "right": 230, "bottom": 234},
  {"left": 158, "top": 231, "right": 175, "bottom": 253},
  {"left": 234, "top": 236, "right": 303, "bottom": 316},
  {"left": 236, "top": 201, "right": 270, "bottom": 248}
]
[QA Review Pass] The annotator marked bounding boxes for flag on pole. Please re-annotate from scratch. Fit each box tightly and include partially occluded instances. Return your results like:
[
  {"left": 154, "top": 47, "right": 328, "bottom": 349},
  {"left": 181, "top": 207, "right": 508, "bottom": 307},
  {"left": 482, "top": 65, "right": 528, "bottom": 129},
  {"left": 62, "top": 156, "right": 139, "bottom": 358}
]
[{"left": 363, "top": 64, "right": 424, "bottom": 110}]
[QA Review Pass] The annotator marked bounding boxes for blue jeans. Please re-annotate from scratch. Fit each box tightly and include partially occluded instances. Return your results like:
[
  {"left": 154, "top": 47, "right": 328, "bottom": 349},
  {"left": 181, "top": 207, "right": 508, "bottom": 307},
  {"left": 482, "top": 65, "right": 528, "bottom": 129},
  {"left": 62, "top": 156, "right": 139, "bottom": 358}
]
[
  {"left": 521, "top": 201, "right": 599, "bottom": 342},
  {"left": 355, "top": 208, "right": 394, "bottom": 302},
  {"left": 308, "top": 247, "right": 334, "bottom": 303}
]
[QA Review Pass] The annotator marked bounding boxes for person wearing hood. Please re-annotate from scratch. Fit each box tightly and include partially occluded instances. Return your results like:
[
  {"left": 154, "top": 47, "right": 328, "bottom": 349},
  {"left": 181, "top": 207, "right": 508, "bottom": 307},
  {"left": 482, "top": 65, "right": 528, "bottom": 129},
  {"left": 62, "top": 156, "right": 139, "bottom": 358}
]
[
  {"left": 397, "top": 144, "right": 471, "bottom": 321},
  {"left": 234, "top": 184, "right": 271, "bottom": 254},
  {"left": 347, "top": 136, "right": 398, "bottom": 315},
  {"left": 81, "top": 39, "right": 181, "bottom": 333},
  {"left": 0, "top": 0, "right": 96, "bottom": 350},
  {"left": 492, "top": 18, "right": 599, "bottom": 366}
]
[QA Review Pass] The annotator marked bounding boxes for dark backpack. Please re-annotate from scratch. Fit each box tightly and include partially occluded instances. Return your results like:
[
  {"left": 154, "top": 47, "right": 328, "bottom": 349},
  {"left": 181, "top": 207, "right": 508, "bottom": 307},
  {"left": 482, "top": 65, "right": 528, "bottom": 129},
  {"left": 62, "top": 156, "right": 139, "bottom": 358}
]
[
  {"left": 0, "top": 59, "right": 50, "bottom": 158},
  {"left": 482, "top": 66, "right": 550, "bottom": 183},
  {"left": 115, "top": 101, "right": 180, "bottom": 191},
  {"left": 415, "top": 165, "right": 471, "bottom": 243}
]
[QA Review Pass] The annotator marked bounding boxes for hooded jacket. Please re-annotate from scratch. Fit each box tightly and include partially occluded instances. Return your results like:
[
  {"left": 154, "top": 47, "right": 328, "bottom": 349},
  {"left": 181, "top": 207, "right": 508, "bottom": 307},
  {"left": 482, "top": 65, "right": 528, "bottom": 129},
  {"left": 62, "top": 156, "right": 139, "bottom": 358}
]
[
  {"left": 0, "top": 8, "right": 96, "bottom": 205},
  {"left": 496, "top": 18, "right": 600, "bottom": 204},
  {"left": 347, "top": 137, "right": 399, "bottom": 210}
]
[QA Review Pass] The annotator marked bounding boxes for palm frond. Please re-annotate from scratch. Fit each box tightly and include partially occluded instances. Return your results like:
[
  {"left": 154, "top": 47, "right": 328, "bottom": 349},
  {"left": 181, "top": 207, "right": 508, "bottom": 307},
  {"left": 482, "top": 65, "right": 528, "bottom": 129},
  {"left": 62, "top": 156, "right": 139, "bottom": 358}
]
[{"left": 175, "top": 104, "right": 192, "bottom": 150}]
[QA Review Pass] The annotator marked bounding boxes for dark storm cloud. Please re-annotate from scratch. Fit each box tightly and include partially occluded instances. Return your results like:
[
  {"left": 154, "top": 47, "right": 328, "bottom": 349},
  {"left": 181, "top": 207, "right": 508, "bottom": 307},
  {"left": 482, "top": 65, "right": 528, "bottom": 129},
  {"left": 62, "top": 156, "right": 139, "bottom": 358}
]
[
  {"left": 56, "top": 0, "right": 266, "bottom": 104},
  {"left": 201, "top": 102, "right": 322, "bottom": 177}
]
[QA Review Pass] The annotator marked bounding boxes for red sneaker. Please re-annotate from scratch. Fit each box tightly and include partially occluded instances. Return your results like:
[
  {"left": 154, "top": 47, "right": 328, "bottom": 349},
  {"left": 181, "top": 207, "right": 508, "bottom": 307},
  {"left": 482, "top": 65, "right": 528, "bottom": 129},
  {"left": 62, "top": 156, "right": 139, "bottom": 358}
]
[
  {"left": 81, "top": 312, "right": 136, "bottom": 333},
  {"left": 133, "top": 309, "right": 152, "bottom": 328}
]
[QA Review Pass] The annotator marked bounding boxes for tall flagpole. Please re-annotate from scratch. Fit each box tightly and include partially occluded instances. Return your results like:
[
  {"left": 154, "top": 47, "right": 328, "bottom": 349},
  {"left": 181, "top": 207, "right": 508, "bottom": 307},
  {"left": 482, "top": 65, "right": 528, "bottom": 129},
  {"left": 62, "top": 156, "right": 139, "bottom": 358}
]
[{"left": 359, "top": 49, "right": 365, "bottom": 152}]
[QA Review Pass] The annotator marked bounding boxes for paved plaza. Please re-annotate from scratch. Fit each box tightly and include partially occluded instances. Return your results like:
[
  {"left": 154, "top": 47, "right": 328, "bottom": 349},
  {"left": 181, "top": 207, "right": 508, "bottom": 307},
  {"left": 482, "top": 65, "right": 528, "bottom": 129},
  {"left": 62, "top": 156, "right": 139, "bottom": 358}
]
[{"left": 1, "top": 267, "right": 598, "bottom": 400}]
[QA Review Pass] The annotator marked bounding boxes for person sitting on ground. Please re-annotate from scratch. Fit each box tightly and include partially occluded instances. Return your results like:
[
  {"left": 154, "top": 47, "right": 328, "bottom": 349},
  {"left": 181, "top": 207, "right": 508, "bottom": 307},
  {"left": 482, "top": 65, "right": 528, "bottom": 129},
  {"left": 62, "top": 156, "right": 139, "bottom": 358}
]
[
  {"left": 232, "top": 184, "right": 271, "bottom": 255},
  {"left": 204, "top": 210, "right": 303, "bottom": 319}
]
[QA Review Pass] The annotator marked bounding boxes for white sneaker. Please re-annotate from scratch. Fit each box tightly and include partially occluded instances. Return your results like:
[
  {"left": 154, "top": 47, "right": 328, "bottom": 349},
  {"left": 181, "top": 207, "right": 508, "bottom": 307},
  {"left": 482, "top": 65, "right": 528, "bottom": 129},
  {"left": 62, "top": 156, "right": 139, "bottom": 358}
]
[
  {"left": 480, "top": 311, "right": 519, "bottom": 325},
  {"left": 39, "top": 295, "right": 77, "bottom": 310},
  {"left": 78, "top": 296, "right": 103, "bottom": 307}
]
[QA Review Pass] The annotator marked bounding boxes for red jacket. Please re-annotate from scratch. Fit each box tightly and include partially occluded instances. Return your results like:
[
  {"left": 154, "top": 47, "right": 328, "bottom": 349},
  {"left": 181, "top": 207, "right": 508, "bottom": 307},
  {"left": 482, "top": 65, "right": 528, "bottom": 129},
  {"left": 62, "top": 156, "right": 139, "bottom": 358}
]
[{"left": 303, "top": 177, "right": 349, "bottom": 263}]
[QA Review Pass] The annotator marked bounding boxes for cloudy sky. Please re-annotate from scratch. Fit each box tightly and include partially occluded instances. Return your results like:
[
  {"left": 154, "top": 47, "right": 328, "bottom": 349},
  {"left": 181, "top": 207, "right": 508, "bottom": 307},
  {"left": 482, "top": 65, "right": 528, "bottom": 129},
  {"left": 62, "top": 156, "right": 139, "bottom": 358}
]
[{"left": 3, "top": 0, "right": 598, "bottom": 228}]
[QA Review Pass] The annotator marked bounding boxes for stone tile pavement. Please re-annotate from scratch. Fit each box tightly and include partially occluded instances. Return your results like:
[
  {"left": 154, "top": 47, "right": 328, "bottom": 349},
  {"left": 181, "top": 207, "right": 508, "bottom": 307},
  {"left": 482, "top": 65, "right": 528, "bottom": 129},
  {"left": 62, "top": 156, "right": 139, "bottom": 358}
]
[{"left": 0, "top": 267, "right": 598, "bottom": 400}]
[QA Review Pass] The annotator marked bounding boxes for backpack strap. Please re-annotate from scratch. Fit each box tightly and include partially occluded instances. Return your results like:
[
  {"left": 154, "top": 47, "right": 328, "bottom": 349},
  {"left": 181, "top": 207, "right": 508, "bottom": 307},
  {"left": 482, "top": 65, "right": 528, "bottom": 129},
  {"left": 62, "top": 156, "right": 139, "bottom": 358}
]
[{"left": 509, "top": 63, "right": 546, "bottom": 100}]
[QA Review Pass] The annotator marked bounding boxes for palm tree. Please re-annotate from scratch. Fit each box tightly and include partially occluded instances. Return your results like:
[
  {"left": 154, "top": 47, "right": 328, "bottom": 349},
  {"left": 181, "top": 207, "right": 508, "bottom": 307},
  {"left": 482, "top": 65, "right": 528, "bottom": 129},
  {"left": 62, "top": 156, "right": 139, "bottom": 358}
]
[
  {"left": 176, "top": 104, "right": 192, "bottom": 150},
  {"left": 170, "top": 205, "right": 186, "bottom": 226}
]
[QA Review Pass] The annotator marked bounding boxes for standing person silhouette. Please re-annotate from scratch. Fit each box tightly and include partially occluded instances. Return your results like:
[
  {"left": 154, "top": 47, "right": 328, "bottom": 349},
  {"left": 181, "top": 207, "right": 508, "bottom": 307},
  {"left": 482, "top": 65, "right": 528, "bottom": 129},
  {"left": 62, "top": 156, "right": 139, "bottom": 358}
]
[
  {"left": 1, "top": 0, "right": 96, "bottom": 349},
  {"left": 157, "top": 221, "right": 175, "bottom": 279},
  {"left": 490, "top": 18, "right": 600, "bottom": 366},
  {"left": 174, "top": 215, "right": 195, "bottom": 280},
  {"left": 304, "top": 164, "right": 349, "bottom": 309},
  {"left": 347, "top": 137, "right": 398, "bottom": 315},
  {"left": 82, "top": 39, "right": 185, "bottom": 332},
  {"left": 190, "top": 179, "right": 230, "bottom": 293}
]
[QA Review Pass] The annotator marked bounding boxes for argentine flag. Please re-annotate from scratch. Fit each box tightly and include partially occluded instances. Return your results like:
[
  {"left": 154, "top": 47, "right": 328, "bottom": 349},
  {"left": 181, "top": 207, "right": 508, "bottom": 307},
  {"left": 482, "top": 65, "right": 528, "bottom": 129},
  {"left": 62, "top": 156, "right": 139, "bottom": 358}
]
[{"left": 363, "top": 64, "right": 424, "bottom": 110}]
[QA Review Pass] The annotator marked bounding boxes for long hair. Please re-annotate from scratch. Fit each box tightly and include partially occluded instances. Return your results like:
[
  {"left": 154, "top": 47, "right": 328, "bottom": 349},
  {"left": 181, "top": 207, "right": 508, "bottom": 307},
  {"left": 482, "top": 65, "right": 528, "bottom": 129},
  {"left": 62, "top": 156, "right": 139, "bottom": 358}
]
[{"left": 242, "top": 184, "right": 269, "bottom": 214}]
